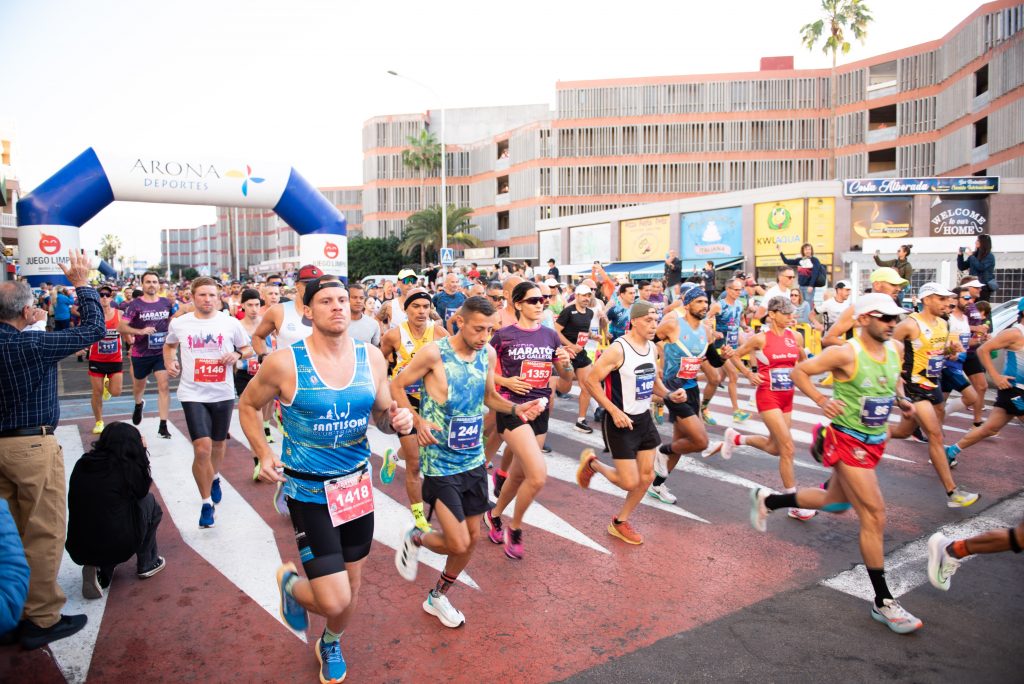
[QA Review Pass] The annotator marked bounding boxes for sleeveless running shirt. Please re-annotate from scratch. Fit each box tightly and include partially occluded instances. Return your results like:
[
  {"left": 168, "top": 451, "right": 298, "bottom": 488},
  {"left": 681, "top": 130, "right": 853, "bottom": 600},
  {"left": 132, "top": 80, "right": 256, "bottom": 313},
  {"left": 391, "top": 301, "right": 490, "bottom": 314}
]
[
  {"left": 755, "top": 328, "right": 800, "bottom": 392},
  {"left": 89, "top": 309, "right": 123, "bottom": 362},
  {"left": 662, "top": 311, "right": 709, "bottom": 391},
  {"left": 280, "top": 339, "right": 376, "bottom": 503},
  {"left": 946, "top": 312, "right": 971, "bottom": 372},
  {"left": 904, "top": 312, "right": 949, "bottom": 388},
  {"left": 278, "top": 303, "right": 314, "bottom": 349},
  {"left": 608, "top": 337, "right": 656, "bottom": 415},
  {"left": 391, "top": 322, "right": 436, "bottom": 400},
  {"left": 716, "top": 296, "right": 744, "bottom": 348},
  {"left": 1005, "top": 323, "right": 1024, "bottom": 388},
  {"left": 833, "top": 336, "right": 902, "bottom": 436},
  {"left": 418, "top": 337, "right": 488, "bottom": 477}
]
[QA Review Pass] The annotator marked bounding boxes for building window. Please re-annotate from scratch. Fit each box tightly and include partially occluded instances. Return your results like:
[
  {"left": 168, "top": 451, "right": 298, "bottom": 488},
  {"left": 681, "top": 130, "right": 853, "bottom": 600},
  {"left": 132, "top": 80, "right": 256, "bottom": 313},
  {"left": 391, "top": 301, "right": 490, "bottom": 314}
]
[
  {"left": 497, "top": 246, "right": 510, "bottom": 258},
  {"left": 498, "top": 211, "right": 510, "bottom": 230},
  {"left": 974, "top": 117, "right": 988, "bottom": 147},
  {"left": 975, "top": 63, "right": 989, "bottom": 97}
]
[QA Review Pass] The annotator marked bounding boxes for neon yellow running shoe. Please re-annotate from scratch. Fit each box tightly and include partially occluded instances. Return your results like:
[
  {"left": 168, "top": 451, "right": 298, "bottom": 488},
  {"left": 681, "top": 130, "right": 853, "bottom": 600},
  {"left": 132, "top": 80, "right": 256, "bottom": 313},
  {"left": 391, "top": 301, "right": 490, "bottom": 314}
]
[{"left": 92, "top": 420, "right": 105, "bottom": 435}]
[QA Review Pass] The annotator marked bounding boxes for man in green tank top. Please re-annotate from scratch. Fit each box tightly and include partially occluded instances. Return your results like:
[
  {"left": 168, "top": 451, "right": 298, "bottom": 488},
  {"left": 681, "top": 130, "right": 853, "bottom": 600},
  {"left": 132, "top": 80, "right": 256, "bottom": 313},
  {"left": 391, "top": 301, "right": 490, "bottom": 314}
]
[
  {"left": 748, "top": 294, "right": 926, "bottom": 635},
  {"left": 390, "top": 296, "right": 546, "bottom": 629}
]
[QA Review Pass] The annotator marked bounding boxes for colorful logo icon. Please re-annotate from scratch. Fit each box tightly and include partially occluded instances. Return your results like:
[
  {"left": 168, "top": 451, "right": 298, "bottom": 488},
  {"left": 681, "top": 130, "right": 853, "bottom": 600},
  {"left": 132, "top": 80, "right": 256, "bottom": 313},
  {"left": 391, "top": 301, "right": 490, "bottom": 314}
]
[
  {"left": 323, "top": 242, "right": 339, "bottom": 259},
  {"left": 225, "top": 165, "right": 265, "bottom": 197},
  {"left": 767, "top": 206, "right": 791, "bottom": 231},
  {"left": 38, "top": 233, "right": 61, "bottom": 255}
]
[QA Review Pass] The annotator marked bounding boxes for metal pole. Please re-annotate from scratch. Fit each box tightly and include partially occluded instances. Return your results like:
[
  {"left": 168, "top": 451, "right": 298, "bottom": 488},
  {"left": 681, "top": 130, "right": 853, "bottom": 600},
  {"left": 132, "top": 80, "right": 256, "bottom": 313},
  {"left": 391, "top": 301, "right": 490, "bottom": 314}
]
[
  {"left": 165, "top": 229, "right": 170, "bottom": 280},
  {"left": 206, "top": 224, "right": 211, "bottom": 276},
  {"left": 233, "top": 207, "right": 240, "bottom": 281}
]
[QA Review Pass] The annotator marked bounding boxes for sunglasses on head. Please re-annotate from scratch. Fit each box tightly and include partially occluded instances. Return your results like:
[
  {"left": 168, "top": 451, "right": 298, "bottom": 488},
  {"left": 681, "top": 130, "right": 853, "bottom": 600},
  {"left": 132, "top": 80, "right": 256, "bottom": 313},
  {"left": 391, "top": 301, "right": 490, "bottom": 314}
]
[{"left": 869, "top": 313, "right": 900, "bottom": 323}]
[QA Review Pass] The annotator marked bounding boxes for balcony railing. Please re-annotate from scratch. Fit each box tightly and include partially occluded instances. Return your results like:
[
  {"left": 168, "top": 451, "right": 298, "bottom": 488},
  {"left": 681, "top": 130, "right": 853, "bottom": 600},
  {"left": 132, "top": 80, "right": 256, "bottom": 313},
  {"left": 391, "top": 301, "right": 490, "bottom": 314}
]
[
  {"left": 0, "top": 213, "right": 16, "bottom": 229},
  {"left": 866, "top": 127, "right": 898, "bottom": 144}
]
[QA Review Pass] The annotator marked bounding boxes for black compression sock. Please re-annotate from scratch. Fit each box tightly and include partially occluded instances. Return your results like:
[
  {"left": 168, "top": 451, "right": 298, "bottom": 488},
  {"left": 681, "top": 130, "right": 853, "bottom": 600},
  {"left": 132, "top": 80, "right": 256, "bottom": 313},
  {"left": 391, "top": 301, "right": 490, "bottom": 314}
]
[
  {"left": 652, "top": 475, "right": 667, "bottom": 487},
  {"left": 765, "top": 493, "right": 797, "bottom": 510},
  {"left": 867, "top": 567, "right": 893, "bottom": 607}
]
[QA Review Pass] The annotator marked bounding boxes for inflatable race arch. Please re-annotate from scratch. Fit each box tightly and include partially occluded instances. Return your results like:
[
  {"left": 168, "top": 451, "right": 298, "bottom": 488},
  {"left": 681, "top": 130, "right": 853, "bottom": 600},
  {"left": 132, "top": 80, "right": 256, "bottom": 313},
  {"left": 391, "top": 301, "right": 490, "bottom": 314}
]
[{"left": 16, "top": 148, "right": 347, "bottom": 285}]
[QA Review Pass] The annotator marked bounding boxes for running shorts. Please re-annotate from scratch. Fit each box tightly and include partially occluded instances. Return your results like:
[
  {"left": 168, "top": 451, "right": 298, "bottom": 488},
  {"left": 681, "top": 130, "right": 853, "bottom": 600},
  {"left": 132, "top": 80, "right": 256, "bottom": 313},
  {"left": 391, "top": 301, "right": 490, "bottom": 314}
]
[
  {"left": 822, "top": 424, "right": 885, "bottom": 470},
  {"left": 286, "top": 497, "right": 373, "bottom": 580},
  {"left": 904, "top": 380, "right": 944, "bottom": 406},
  {"left": 755, "top": 386, "right": 794, "bottom": 413},
  {"left": 994, "top": 386, "right": 1024, "bottom": 417},
  {"left": 664, "top": 386, "right": 700, "bottom": 422},
  {"left": 233, "top": 369, "right": 254, "bottom": 398},
  {"left": 421, "top": 465, "right": 490, "bottom": 523},
  {"left": 570, "top": 349, "right": 592, "bottom": 370},
  {"left": 962, "top": 352, "right": 985, "bottom": 377},
  {"left": 496, "top": 407, "right": 549, "bottom": 436},
  {"left": 88, "top": 360, "right": 124, "bottom": 378},
  {"left": 603, "top": 410, "right": 661, "bottom": 458},
  {"left": 940, "top": 366, "right": 970, "bottom": 394},
  {"left": 131, "top": 354, "right": 166, "bottom": 380},
  {"left": 181, "top": 399, "right": 234, "bottom": 442}
]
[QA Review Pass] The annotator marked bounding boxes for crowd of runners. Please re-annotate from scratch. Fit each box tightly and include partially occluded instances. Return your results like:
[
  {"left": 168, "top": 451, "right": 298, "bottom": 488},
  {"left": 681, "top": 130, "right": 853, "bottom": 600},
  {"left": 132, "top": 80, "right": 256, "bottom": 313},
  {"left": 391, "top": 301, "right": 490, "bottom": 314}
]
[{"left": 36, "top": 258, "right": 1023, "bottom": 683}]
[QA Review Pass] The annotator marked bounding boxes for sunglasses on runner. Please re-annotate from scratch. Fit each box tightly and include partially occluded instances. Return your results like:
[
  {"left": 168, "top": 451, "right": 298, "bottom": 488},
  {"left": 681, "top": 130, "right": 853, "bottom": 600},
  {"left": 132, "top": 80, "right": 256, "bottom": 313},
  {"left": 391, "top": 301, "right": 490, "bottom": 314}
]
[
  {"left": 489, "top": 295, "right": 504, "bottom": 303},
  {"left": 869, "top": 313, "right": 900, "bottom": 323},
  {"left": 401, "top": 277, "right": 417, "bottom": 284},
  {"left": 520, "top": 296, "right": 546, "bottom": 305},
  {"left": 961, "top": 295, "right": 972, "bottom": 300}
]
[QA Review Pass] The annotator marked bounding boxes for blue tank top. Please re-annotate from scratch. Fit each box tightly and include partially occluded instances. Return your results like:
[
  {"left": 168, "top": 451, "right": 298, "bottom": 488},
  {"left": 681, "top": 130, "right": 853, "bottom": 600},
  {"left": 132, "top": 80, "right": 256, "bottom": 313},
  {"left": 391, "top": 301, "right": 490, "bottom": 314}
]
[
  {"left": 716, "top": 296, "right": 743, "bottom": 347},
  {"left": 1006, "top": 324, "right": 1024, "bottom": 388},
  {"left": 662, "top": 312, "right": 709, "bottom": 391},
  {"left": 418, "top": 337, "right": 489, "bottom": 477},
  {"left": 280, "top": 339, "right": 376, "bottom": 503}
]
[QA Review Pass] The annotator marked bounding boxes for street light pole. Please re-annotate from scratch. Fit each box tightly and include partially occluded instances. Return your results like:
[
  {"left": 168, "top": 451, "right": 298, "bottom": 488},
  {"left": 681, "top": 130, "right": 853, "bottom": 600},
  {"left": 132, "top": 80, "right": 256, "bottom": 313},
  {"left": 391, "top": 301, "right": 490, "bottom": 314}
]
[{"left": 387, "top": 70, "right": 447, "bottom": 273}]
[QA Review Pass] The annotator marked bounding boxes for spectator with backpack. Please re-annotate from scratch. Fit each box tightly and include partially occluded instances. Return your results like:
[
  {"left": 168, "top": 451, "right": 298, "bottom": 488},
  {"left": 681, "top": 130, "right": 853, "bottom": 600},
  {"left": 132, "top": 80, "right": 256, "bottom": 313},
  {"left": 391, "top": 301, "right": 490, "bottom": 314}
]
[
  {"left": 780, "top": 243, "right": 826, "bottom": 303},
  {"left": 958, "top": 235, "right": 997, "bottom": 302}
]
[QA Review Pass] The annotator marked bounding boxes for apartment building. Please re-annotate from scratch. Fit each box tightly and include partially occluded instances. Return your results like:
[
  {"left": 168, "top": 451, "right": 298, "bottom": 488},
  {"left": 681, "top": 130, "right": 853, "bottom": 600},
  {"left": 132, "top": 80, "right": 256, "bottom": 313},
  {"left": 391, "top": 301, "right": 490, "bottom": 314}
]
[{"left": 360, "top": 0, "right": 1024, "bottom": 264}]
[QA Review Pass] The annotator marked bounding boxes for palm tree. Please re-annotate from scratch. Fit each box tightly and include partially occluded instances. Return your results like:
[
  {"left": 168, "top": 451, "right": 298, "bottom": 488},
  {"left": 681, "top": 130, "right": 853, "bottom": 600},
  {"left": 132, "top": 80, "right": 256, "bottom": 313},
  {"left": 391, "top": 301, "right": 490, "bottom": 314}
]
[
  {"left": 99, "top": 233, "right": 121, "bottom": 266},
  {"left": 399, "top": 205, "right": 480, "bottom": 263},
  {"left": 800, "top": 0, "right": 873, "bottom": 180},
  {"left": 401, "top": 129, "right": 442, "bottom": 264}
]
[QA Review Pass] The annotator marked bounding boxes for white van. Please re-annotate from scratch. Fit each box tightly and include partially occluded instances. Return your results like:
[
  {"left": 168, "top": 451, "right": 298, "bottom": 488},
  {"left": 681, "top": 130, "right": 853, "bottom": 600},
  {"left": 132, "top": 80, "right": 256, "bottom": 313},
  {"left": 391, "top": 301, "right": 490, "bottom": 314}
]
[{"left": 360, "top": 275, "right": 397, "bottom": 288}]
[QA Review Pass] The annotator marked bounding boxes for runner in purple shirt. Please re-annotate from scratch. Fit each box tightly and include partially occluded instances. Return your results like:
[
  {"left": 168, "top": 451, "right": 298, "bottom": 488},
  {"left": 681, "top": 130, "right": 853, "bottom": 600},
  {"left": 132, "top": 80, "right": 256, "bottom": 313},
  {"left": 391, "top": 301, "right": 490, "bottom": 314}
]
[
  {"left": 118, "top": 271, "right": 174, "bottom": 437},
  {"left": 483, "top": 281, "right": 572, "bottom": 560}
]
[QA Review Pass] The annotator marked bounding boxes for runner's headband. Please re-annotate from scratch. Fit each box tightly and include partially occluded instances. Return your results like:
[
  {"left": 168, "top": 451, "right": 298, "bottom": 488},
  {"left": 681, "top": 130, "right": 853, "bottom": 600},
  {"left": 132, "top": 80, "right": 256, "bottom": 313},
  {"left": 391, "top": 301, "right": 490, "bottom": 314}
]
[{"left": 404, "top": 291, "right": 432, "bottom": 310}]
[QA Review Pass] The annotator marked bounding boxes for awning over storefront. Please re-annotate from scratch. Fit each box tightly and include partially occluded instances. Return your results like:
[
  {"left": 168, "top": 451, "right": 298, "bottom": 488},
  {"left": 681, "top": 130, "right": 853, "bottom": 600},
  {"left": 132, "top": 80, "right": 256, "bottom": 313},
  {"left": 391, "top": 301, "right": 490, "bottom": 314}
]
[
  {"left": 603, "top": 260, "right": 663, "bottom": 276},
  {"left": 680, "top": 255, "right": 746, "bottom": 272}
]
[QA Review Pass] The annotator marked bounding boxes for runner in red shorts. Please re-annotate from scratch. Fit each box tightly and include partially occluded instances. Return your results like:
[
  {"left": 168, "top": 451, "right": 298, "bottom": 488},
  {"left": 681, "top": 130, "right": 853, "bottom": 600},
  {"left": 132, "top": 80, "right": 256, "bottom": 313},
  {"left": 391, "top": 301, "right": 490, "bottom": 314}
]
[
  {"left": 87, "top": 285, "right": 129, "bottom": 434},
  {"left": 748, "top": 293, "right": 925, "bottom": 635},
  {"left": 719, "top": 295, "right": 815, "bottom": 519}
]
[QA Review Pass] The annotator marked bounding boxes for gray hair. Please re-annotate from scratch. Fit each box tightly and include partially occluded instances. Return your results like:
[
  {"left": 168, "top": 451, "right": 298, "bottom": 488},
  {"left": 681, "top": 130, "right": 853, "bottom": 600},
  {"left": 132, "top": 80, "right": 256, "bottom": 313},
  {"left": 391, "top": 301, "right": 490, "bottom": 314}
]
[
  {"left": 0, "top": 281, "right": 34, "bottom": 322},
  {"left": 766, "top": 295, "right": 795, "bottom": 314}
]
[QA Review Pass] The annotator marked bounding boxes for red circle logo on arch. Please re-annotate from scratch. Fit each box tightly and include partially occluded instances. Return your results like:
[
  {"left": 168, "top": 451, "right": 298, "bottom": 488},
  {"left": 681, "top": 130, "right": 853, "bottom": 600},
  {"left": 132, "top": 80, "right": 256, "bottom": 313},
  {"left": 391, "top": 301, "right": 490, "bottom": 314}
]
[
  {"left": 39, "top": 233, "right": 61, "bottom": 255},
  {"left": 324, "top": 242, "right": 338, "bottom": 259}
]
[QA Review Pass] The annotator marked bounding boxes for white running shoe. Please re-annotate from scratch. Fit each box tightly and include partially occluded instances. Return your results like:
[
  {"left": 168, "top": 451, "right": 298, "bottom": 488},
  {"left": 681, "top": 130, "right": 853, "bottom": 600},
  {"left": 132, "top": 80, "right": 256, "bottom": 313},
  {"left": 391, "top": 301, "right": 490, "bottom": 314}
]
[
  {"left": 653, "top": 450, "right": 669, "bottom": 478},
  {"left": 926, "top": 532, "right": 960, "bottom": 591},
  {"left": 721, "top": 428, "right": 738, "bottom": 460},
  {"left": 749, "top": 487, "right": 770, "bottom": 532},
  {"left": 395, "top": 528, "right": 419, "bottom": 581},
  {"left": 871, "top": 598, "right": 923, "bottom": 634},
  {"left": 947, "top": 486, "right": 979, "bottom": 508},
  {"left": 787, "top": 507, "right": 817, "bottom": 521},
  {"left": 647, "top": 482, "right": 677, "bottom": 504},
  {"left": 423, "top": 591, "right": 465, "bottom": 628}
]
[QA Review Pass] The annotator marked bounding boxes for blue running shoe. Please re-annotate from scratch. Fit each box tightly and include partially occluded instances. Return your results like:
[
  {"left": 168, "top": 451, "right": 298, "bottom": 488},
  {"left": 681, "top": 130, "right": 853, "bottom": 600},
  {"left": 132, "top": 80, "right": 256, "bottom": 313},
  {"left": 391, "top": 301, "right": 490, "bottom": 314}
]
[
  {"left": 944, "top": 444, "right": 960, "bottom": 469},
  {"left": 199, "top": 503, "right": 215, "bottom": 528},
  {"left": 210, "top": 477, "right": 222, "bottom": 505},
  {"left": 316, "top": 637, "right": 347, "bottom": 683},
  {"left": 275, "top": 562, "right": 308, "bottom": 632}
]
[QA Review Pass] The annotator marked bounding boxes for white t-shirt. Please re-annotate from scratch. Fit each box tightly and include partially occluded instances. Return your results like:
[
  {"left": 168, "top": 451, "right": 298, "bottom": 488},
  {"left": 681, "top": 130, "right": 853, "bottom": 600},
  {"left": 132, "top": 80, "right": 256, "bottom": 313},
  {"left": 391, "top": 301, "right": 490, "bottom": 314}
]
[
  {"left": 167, "top": 312, "right": 251, "bottom": 402},
  {"left": 348, "top": 314, "right": 381, "bottom": 346},
  {"left": 761, "top": 285, "right": 788, "bottom": 309},
  {"left": 815, "top": 297, "right": 851, "bottom": 328}
]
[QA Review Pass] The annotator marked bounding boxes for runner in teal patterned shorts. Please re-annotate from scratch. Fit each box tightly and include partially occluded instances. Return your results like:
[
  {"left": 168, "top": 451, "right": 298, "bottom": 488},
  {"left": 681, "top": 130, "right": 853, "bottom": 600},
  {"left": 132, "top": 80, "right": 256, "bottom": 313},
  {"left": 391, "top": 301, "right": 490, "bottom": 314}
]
[{"left": 390, "top": 296, "right": 547, "bottom": 628}]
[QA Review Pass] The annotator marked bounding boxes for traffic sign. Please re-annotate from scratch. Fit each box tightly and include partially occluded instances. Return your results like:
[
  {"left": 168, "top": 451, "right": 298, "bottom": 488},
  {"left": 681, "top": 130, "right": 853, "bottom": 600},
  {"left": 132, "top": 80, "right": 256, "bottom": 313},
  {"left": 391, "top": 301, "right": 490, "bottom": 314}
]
[{"left": 440, "top": 247, "right": 455, "bottom": 266}]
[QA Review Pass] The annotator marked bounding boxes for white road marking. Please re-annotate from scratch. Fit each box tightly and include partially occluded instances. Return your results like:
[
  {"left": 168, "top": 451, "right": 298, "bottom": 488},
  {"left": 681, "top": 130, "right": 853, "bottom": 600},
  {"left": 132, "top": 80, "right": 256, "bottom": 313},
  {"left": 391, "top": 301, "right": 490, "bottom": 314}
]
[
  {"left": 52, "top": 426, "right": 107, "bottom": 683},
  {"left": 820, "top": 493, "right": 1024, "bottom": 600}
]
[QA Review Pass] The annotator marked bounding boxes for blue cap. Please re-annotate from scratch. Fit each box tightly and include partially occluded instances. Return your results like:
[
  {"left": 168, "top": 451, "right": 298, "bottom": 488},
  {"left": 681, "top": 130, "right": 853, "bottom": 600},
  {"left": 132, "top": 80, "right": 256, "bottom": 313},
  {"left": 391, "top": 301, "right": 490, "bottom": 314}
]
[{"left": 683, "top": 287, "right": 707, "bottom": 305}]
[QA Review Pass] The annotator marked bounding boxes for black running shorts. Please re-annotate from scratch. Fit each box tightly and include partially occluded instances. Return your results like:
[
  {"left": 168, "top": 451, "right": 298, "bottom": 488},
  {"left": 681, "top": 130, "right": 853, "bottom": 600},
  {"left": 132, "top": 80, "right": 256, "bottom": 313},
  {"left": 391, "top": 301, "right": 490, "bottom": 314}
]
[
  {"left": 664, "top": 386, "right": 701, "bottom": 422},
  {"left": 904, "top": 380, "right": 944, "bottom": 406},
  {"left": 421, "top": 466, "right": 490, "bottom": 523},
  {"left": 496, "top": 407, "right": 549, "bottom": 436},
  {"left": 131, "top": 353, "right": 166, "bottom": 380},
  {"left": 286, "top": 497, "right": 373, "bottom": 580},
  {"left": 181, "top": 399, "right": 234, "bottom": 442},
  {"left": 603, "top": 410, "right": 661, "bottom": 459}
]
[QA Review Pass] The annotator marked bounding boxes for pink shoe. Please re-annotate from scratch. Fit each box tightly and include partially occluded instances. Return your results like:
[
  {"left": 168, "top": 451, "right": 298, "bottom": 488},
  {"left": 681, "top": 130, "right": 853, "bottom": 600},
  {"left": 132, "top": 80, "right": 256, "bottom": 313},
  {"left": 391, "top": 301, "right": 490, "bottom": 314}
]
[
  {"left": 504, "top": 527, "right": 524, "bottom": 560},
  {"left": 484, "top": 510, "right": 504, "bottom": 544}
]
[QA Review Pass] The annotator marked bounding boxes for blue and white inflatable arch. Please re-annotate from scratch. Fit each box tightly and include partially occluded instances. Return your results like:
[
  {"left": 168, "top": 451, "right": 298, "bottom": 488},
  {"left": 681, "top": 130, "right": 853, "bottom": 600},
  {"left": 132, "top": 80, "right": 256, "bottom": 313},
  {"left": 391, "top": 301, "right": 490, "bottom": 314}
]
[{"left": 17, "top": 147, "right": 347, "bottom": 285}]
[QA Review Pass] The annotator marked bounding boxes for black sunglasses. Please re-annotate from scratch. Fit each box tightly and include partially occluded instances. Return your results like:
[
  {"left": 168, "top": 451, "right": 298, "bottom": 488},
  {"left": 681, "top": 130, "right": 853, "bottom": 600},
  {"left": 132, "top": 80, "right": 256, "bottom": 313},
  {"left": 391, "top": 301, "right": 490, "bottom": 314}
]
[
  {"left": 99, "top": 293, "right": 113, "bottom": 298},
  {"left": 520, "top": 296, "right": 546, "bottom": 305},
  {"left": 869, "top": 313, "right": 900, "bottom": 323},
  {"left": 489, "top": 295, "right": 504, "bottom": 303}
]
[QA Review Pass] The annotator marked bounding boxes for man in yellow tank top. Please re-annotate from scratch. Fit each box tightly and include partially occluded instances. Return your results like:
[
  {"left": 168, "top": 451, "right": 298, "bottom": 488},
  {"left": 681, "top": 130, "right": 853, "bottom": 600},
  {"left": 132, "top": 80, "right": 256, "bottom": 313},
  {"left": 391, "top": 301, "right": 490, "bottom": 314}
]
[
  {"left": 889, "top": 283, "right": 978, "bottom": 508},
  {"left": 380, "top": 289, "right": 449, "bottom": 531}
]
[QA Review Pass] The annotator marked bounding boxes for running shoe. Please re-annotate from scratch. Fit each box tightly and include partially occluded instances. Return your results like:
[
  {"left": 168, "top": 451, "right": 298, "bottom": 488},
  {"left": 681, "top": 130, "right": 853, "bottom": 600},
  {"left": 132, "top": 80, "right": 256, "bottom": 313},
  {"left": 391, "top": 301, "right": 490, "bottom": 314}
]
[
  {"left": 137, "top": 556, "right": 166, "bottom": 579},
  {"left": 540, "top": 445, "right": 552, "bottom": 454},
  {"left": 504, "top": 528, "right": 524, "bottom": 560},
  {"left": 909, "top": 426, "right": 929, "bottom": 443},
  {"left": 199, "top": 503, "right": 215, "bottom": 528},
  {"left": 947, "top": 486, "right": 979, "bottom": 508},
  {"left": 926, "top": 532, "right": 960, "bottom": 591},
  {"left": 870, "top": 599, "right": 923, "bottom": 634},
  {"left": 944, "top": 445, "right": 960, "bottom": 469},
  {"left": 733, "top": 409, "right": 751, "bottom": 423},
  {"left": 654, "top": 404, "right": 665, "bottom": 424},
  {"left": 607, "top": 517, "right": 643, "bottom": 545},
  {"left": 275, "top": 562, "right": 308, "bottom": 631},
  {"left": 720, "top": 428, "right": 738, "bottom": 460},
  {"left": 810, "top": 423, "right": 827, "bottom": 464},
  {"left": 273, "top": 481, "right": 288, "bottom": 515},
  {"left": 92, "top": 420, "right": 105, "bottom": 435},
  {"left": 573, "top": 419, "right": 594, "bottom": 434},
  {"left": 316, "top": 637, "right": 347, "bottom": 683},
  {"left": 102, "top": 377, "right": 111, "bottom": 401},
  {"left": 423, "top": 591, "right": 465, "bottom": 628},
  {"left": 211, "top": 477, "right": 223, "bottom": 505},
  {"left": 653, "top": 448, "right": 670, "bottom": 478},
  {"left": 412, "top": 507, "right": 432, "bottom": 533},
  {"left": 701, "top": 407, "right": 717, "bottom": 426},
  {"left": 157, "top": 422, "right": 171, "bottom": 439},
  {"left": 484, "top": 510, "right": 504, "bottom": 544},
  {"left": 576, "top": 449, "right": 597, "bottom": 489},
  {"left": 82, "top": 565, "right": 103, "bottom": 599},
  {"left": 395, "top": 528, "right": 419, "bottom": 581},
  {"left": 647, "top": 482, "right": 677, "bottom": 505},
  {"left": 252, "top": 457, "right": 261, "bottom": 482},
  {"left": 132, "top": 400, "right": 145, "bottom": 426},
  {"left": 787, "top": 507, "right": 817, "bottom": 521},
  {"left": 749, "top": 487, "right": 770, "bottom": 533},
  {"left": 379, "top": 449, "right": 397, "bottom": 485},
  {"left": 264, "top": 426, "right": 275, "bottom": 444},
  {"left": 704, "top": 441, "right": 723, "bottom": 458},
  {"left": 492, "top": 470, "right": 507, "bottom": 499}
]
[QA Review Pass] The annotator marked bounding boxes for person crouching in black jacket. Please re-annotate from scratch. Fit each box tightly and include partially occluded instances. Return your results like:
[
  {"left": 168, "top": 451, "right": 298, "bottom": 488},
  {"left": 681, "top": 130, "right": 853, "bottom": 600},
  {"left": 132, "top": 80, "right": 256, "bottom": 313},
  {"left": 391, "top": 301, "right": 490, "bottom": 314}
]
[{"left": 67, "top": 422, "right": 164, "bottom": 598}]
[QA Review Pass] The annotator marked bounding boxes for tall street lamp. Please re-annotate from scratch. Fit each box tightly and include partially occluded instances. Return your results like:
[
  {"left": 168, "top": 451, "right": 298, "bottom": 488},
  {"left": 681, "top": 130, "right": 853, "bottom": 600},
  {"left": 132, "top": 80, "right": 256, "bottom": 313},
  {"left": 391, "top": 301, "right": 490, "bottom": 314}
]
[{"left": 387, "top": 70, "right": 446, "bottom": 271}]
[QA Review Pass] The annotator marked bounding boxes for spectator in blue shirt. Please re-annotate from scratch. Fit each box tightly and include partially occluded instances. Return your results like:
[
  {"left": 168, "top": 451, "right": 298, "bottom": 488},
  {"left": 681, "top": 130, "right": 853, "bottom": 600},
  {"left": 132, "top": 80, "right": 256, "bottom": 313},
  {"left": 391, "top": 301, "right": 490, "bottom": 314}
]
[
  {"left": 432, "top": 273, "right": 467, "bottom": 333},
  {"left": 957, "top": 234, "right": 997, "bottom": 302},
  {"left": 0, "top": 250, "right": 104, "bottom": 650},
  {"left": 0, "top": 498, "right": 29, "bottom": 635},
  {"left": 605, "top": 282, "right": 636, "bottom": 341},
  {"left": 51, "top": 287, "right": 75, "bottom": 330}
]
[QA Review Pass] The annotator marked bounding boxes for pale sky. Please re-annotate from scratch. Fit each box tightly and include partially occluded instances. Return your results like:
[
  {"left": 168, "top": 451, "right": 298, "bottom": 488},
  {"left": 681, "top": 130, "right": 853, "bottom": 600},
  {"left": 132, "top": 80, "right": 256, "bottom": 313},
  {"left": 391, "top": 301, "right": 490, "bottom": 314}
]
[{"left": 1, "top": 0, "right": 984, "bottom": 264}]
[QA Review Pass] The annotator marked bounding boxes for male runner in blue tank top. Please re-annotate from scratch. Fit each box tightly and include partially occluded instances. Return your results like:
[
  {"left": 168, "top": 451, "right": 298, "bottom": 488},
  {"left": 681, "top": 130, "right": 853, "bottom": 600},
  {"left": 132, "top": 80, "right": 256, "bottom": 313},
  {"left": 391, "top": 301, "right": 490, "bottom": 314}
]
[
  {"left": 239, "top": 277, "right": 414, "bottom": 684},
  {"left": 391, "top": 296, "right": 546, "bottom": 628}
]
